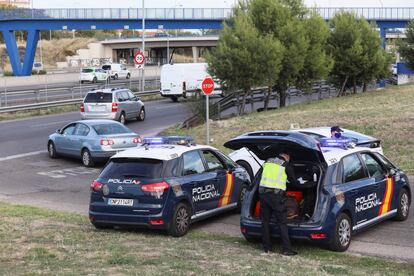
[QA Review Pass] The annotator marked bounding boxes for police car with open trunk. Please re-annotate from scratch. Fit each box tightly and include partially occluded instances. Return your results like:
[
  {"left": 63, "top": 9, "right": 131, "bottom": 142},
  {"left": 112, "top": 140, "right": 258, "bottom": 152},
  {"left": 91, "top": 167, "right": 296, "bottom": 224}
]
[{"left": 224, "top": 131, "right": 411, "bottom": 251}]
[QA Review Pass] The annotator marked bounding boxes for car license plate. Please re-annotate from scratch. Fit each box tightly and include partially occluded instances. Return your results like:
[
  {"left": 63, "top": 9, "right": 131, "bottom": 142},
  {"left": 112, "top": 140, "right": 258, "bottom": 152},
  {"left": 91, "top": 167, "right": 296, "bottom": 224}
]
[
  {"left": 108, "top": 198, "right": 134, "bottom": 206},
  {"left": 92, "top": 106, "right": 106, "bottom": 112}
]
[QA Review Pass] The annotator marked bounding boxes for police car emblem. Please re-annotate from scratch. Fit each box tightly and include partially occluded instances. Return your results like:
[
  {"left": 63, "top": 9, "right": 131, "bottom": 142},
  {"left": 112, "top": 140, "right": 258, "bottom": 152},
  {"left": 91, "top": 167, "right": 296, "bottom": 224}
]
[{"left": 103, "top": 185, "right": 110, "bottom": 196}]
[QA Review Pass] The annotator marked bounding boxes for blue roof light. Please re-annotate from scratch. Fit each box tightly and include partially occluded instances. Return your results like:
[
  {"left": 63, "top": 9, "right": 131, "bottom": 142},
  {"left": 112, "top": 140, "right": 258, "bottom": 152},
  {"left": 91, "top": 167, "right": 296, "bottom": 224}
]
[
  {"left": 143, "top": 136, "right": 194, "bottom": 146},
  {"left": 320, "top": 138, "right": 353, "bottom": 149}
]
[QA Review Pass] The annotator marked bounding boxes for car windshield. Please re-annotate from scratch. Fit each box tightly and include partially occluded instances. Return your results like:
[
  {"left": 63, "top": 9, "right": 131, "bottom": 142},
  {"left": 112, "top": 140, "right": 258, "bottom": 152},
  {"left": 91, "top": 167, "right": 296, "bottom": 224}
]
[
  {"left": 82, "top": 68, "right": 94, "bottom": 73},
  {"left": 99, "top": 158, "right": 164, "bottom": 180},
  {"left": 92, "top": 123, "right": 132, "bottom": 135},
  {"left": 84, "top": 92, "right": 112, "bottom": 103},
  {"left": 102, "top": 65, "right": 111, "bottom": 70}
]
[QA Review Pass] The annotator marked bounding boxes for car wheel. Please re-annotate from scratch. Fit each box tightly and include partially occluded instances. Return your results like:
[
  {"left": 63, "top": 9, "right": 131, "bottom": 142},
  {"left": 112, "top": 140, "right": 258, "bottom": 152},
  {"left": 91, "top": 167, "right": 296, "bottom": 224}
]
[
  {"left": 114, "top": 74, "right": 118, "bottom": 80},
  {"left": 126, "top": 73, "right": 130, "bottom": 79},
  {"left": 394, "top": 188, "right": 410, "bottom": 221},
  {"left": 92, "top": 77, "right": 97, "bottom": 83},
  {"left": 92, "top": 223, "right": 112, "bottom": 230},
  {"left": 118, "top": 112, "right": 126, "bottom": 125},
  {"left": 236, "top": 160, "right": 254, "bottom": 182},
  {"left": 237, "top": 184, "right": 248, "bottom": 212},
  {"left": 171, "top": 96, "right": 178, "bottom": 103},
  {"left": 48, "top": 141, "right": 57, "bottom": 158},
  {"left": 81, "top": 149, "right": 95, "bottom": 167},
  {"left": 329, "top": 213, "right": 351, "bottom": 252},
  {"left": 137, "top": 107, "right": 146, "bottom": 121},
  {"left": 168, "top": 202, "right": 191, "bottom": 237}
]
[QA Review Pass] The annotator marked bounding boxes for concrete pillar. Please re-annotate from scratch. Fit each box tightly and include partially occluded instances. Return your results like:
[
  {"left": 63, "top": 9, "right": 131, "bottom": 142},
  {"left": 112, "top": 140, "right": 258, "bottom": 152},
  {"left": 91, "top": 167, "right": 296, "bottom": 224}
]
[{"left": 192, "top": 46, "right": 199, "bottom": 63}]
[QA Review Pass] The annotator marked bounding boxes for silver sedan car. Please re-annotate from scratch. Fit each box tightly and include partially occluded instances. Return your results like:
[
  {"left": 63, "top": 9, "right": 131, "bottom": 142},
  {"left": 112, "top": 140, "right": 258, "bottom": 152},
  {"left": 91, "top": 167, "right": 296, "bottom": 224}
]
[{"left": 47, "top": 120, "right": 142, "bottom": 167}]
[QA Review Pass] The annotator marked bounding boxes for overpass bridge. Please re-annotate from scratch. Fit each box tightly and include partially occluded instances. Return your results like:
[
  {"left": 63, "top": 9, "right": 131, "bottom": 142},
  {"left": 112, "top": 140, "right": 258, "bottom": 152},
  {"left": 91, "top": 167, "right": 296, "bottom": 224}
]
[{"left": 1, "top": 7, "right": 413, "bottom": 76}]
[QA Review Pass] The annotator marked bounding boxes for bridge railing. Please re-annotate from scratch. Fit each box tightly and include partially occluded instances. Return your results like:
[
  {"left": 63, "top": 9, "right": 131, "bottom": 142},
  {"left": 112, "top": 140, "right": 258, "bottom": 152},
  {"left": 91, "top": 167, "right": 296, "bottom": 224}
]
[
  {"left": 0, "top": 8, "right": 234, "bottom": 20},
  {"left": 311, "top": 7, "right": 414, "bottom": 20}
]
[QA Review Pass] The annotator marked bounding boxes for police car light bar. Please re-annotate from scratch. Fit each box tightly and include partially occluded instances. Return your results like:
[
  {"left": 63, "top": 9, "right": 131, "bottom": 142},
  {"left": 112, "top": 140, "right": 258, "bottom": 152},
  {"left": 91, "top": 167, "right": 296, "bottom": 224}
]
[
  {"left": 143, "top": 136, "right": 195, "bottom": 146},
  {"left": 319, "top": 138, "right": 353, "bottom": 149}
]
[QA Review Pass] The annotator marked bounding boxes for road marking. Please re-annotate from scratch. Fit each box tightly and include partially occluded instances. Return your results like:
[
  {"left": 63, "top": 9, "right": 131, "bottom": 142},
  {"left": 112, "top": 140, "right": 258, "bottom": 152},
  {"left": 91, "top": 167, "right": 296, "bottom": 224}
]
[
  {"left": 0, "top": 150, "right": 45, "bottom": 162},
  {"left": 154, "top": 104, "right": 183, "bottom": 110},
  {"left": 37, "top": 166, "right": 100, "bottom": 179}
]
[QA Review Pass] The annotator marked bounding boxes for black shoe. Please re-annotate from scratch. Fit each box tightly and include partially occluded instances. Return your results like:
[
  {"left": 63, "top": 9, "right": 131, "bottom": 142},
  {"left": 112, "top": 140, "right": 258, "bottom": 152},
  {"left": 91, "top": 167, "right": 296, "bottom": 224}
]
[{"left": 281, "top": 250, "right": 297, "bottom": 256}]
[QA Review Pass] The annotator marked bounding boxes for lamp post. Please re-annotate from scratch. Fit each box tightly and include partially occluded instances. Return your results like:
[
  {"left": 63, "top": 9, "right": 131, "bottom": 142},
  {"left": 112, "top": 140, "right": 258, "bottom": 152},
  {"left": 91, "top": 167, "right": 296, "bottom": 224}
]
[{"left": 141, "top": 0, "right": 145, "bottom": 93}]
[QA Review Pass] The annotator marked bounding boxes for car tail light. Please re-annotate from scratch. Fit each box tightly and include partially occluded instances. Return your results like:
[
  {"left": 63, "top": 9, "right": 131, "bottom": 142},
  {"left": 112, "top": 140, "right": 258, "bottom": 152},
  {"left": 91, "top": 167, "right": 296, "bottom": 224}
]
[
  {"left": 112, "top": 103, "right": 118, "bottom": 112},
  {"left": 141, "top": 181, "right": 170, "bottom": 193},
  {"left": 80, "top": 103, "right": 84, "bottom": 112},
  {"left": 91, "top": 180, "right": 103, "bottom": 192},
  {"left": 133, "top": 137, "right": 142, "bottom": 144},
  {"left": 100, "top": 139, "right": 115, "bottom": 146},
  {"left": 310, "top": 233, "right": 326, "bottom": 239},
  {"left": 241, "top": 227, "right": 248, "bottom": 234},
  {"left": 149, "top": 219, "right": 165, "bottom": 225}
]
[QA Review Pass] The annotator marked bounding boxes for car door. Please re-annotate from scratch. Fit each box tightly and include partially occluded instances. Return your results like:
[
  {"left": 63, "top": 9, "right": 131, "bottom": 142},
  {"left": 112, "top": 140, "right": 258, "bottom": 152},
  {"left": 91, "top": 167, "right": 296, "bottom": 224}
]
[
  {"left": 127, "top": 90, "right": 140, "bottom": 117},
  {"left": 69, "top": 123, "right": 91, "bottom": 156},
  {"left": 120, "top": 91, "right": 133, "bottom": 119},
  {"left": 56, "top": 123, "right": 77, "bottom": 155},
  {"left": 181, "top": 150, "right": 217, "bottom": 214},
  {"left": 200, "top": 149, "right": 229, "bottom": 210},
  {"left": 359, "top": 152, "right": 389, "bottom": 218},
  {"left": 339, "top": 153, "right": 377, "bottom": 229}
]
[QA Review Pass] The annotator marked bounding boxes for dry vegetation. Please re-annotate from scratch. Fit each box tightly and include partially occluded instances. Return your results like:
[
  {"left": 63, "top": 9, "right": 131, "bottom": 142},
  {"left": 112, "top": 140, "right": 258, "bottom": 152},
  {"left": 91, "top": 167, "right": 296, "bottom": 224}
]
[{"left": 164, "top": 84, "right": 414, "bottom": 174}]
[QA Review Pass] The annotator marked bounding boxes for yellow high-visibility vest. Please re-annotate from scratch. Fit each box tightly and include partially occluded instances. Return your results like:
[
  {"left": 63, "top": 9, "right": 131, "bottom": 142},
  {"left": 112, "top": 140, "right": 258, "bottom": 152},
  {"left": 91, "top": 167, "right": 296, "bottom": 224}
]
[{"left": 259, "top": 162, "right": 287, "bottom": 191}]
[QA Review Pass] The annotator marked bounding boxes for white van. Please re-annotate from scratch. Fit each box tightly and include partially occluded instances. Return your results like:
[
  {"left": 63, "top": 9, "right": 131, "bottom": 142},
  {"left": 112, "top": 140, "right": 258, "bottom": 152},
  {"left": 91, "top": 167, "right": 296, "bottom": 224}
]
[
  {"left": 102, "top": 64, "right": 131, "bottom": 80},
  {"left": 160, "top": 63, "right": 222, "bottom": 102}
]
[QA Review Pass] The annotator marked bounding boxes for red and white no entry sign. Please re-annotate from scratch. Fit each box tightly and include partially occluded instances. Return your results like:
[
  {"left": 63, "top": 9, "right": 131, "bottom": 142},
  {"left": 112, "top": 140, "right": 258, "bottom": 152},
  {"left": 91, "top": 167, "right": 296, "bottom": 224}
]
[
  {"left": 201, "top": 77, "right": 215, "bottom": 95},
  {"left": 134, "top": 52, "right": 145, "bottom": 65}
]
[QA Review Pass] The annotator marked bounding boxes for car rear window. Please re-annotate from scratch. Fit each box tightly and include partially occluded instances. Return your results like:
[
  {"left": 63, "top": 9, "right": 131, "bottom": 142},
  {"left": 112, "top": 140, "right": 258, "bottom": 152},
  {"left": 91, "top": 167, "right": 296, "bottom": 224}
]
[
  {"left": 99, "top": 158, "right": 164, "bottom": 180},
  {"left": 84, "top": 92, "right": 112, "bottom": 103},
  {"left": 82, "top": 68, "right": 94, "bottom": 73},
  {"left": 102, "top": 65, "right": 111, "bottom": 70},
  {"left": 92, "top": 123, "right": 132, "bottom": 135}
]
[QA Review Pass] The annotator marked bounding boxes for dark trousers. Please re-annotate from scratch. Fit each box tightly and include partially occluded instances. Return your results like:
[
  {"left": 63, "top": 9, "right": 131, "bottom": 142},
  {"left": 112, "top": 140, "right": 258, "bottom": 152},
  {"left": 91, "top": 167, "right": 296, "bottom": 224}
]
[{"left": 260, "top": 191, "right": 292, "bottom": 252}]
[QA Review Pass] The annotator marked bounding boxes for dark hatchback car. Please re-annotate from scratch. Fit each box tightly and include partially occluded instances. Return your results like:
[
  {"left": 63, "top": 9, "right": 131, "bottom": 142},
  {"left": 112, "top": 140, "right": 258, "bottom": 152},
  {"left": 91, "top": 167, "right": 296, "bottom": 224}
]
[
  {"left": 89, "top": 137, "right": 250, "bottom": 237},
  {"left": 224, "top": 131, "right": 411, "bottom": 251}
]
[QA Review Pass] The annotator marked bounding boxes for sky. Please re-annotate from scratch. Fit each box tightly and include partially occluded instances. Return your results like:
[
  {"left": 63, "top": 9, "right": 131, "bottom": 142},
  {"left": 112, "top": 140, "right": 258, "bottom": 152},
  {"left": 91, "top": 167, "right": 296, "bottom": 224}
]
[{"left": 33, "top": 0, "right": 414, "bottom": 9}]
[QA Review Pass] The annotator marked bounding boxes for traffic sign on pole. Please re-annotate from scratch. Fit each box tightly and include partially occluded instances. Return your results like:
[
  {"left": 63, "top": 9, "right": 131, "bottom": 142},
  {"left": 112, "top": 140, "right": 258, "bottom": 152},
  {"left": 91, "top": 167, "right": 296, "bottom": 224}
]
[
  {"left": 134, "top": 52, "right": 145, "bottom": 65},
  {"left": 201, "top": 77, "right": 215, "bottom": 95}
]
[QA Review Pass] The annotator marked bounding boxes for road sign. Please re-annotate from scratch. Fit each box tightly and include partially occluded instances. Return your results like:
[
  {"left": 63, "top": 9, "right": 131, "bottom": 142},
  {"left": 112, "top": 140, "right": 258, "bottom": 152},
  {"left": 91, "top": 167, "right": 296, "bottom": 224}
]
[
  {"left": 201, "top": 77, "right": 215, "bottom": 95},
  {"left": 134, "top": 52, "right": 145, "bottom": 65}
]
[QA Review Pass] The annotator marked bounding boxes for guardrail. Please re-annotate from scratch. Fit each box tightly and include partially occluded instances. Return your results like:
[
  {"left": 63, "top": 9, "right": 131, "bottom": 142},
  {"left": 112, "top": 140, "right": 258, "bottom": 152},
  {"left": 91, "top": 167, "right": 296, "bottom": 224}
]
[
  {"left": 0, "top": 79, "right": 160, "bottom": 108},
  {"left": 1, "top": 8, "right": 414, "bottom": 21},
  {"left": 0, "top": 89, "right": 159, "bottom": 113}
]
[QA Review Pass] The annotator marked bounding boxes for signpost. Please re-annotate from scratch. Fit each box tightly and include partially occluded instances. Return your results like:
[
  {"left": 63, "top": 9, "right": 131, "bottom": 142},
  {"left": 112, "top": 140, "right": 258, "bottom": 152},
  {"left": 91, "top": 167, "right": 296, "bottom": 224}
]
[
  {"left": 134, "top": 52, "right": 145, "bottom": 66},
  {"left": 201, "top": 77, "right": 215, "bottom": 145}
]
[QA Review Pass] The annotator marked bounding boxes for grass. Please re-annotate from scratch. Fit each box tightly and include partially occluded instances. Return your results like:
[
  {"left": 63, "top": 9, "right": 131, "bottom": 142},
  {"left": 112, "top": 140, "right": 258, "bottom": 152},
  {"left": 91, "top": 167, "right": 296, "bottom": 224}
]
[
  {"left": 0, "top": 202, "right": 413, "bottom": 275},
  {"left": 163, "top": 84, "right": 414, "bottom": 174}
]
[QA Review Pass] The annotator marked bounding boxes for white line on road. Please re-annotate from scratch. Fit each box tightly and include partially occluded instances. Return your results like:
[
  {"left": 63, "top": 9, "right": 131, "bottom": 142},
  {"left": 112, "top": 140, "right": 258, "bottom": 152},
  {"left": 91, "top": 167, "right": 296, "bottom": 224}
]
[{"left": 0, "top": 150, "right": 45, "bottom": 162}]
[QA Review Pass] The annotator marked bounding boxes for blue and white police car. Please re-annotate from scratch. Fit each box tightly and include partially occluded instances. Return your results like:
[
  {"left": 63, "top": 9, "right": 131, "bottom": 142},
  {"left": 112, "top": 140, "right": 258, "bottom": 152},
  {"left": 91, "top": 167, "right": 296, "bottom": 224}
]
[
  {"left": 89, "top": 137, "right": 250, "bottom": 236},
  {"left": 224, "top": 131, "right": 411, "bottom": 251}
]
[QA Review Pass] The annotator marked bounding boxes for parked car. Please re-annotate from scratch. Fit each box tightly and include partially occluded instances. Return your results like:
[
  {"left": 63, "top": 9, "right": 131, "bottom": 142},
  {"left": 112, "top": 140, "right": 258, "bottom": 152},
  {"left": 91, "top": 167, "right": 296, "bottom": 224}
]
[
  {"left": 229, "top": 127, "right": 383, "bottom": 181},
  {"left": 224, "top": 130, "right": 411, "bottom": 251},
  {"left": 102, "top": 63, "right": 131, "bottom": 80},
  {"left": 89, "top": 136, "right": 250, "bottom": 236},
  {"left": 47, "top": 120, "right": 142, "bottom": 167},
  {"left": 80, "top": 88, "right": 145, "bottom": 124},
  {"left": 80, "top": 67, "right": 110, "bottom": 83},
  {"left": 32, "top": 62, "right": 43, "bottom": 72}
]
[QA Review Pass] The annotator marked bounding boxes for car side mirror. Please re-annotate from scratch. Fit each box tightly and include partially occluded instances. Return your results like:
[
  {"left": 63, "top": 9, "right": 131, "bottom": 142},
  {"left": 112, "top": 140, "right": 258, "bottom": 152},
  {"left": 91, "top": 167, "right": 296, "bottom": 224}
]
[
  {"left": 226, "top": 161, "right": 236, "bottom": 173},
  {"left": 388, "top": 168, "right": 396, "bottom": 177},
  {"left": 56, "top": 129, "right": 61, "bottom": 134}
]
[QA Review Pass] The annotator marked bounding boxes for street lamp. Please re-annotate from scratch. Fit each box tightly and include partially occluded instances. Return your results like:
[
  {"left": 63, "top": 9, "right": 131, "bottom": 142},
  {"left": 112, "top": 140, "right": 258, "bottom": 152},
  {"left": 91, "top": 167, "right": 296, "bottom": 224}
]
[{"left": 141, "top": 0, "right": 145, "bottom": 92}]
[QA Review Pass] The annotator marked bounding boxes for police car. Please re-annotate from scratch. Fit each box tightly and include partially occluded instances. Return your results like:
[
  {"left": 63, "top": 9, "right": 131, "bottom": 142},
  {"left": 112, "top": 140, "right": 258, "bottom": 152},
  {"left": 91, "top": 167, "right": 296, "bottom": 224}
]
[
  {"left": 224, "top": 131, "right": 411, "bottom": 251},
  {"left": 89, "top": 136, "right": 250, "bottom": 236}
]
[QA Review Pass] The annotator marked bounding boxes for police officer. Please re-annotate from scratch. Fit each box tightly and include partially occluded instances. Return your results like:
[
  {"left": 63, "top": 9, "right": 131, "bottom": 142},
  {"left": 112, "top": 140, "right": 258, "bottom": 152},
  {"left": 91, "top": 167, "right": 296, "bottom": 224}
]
[
  {"left": 331, "top": 126, "right": 343, "bottom": 138},
  {"left": 259, "top": 151, "right": 298, "bottom": 256}
]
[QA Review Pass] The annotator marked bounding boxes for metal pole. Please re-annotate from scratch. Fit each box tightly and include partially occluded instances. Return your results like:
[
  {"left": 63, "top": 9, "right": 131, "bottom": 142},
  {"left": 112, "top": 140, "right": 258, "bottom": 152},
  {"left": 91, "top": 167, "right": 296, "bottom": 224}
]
[
  {"left": 141, "top": 0, "right": 145, "bottom": 93},
  {"left": 206, "top": 94, "right": 209, "bottom": 145},
  {"left": 167, "top": 34, "right": 169, "bottom": 64}
]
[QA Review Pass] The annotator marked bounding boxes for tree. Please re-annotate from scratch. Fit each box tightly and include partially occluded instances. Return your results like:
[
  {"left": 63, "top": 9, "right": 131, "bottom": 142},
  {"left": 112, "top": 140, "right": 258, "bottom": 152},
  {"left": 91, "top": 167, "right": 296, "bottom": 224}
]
[
  {"left": 398, "top": 21, "right": 414, "bottom": 70},
  {"left": 206, "top": 11, "right": 264, "bottom": 114},
  {"left": 327, "top": 12, "right": 364, "bottom": 96}
]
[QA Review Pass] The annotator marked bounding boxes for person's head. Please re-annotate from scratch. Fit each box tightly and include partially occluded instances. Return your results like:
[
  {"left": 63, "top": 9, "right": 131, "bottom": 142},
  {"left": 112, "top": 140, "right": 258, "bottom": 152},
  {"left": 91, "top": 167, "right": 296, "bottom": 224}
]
[
  {"left": 279, "top": 152, "right": 290, "bottom": 162},
  {"left": 331, "top": 126, "right": 343, "bottom": 138}
]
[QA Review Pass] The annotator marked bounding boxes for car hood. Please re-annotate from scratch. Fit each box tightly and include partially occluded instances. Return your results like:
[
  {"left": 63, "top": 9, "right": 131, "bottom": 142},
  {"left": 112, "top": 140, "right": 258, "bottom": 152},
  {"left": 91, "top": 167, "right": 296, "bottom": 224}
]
[{"left": 224, "top": 130, "right": 326, "bottom": 165}]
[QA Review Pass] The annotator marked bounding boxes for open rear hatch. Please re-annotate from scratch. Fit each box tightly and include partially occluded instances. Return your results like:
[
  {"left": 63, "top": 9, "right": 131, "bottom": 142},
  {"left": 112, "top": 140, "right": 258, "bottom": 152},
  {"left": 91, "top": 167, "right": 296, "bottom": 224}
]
[{"left": 224, "top": 131, "right": 327, "bottom": 223}]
